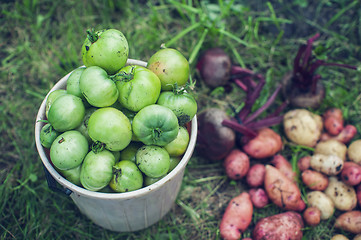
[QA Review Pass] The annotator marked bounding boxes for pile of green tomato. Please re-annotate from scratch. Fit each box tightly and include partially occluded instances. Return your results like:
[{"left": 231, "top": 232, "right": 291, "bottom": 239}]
[{"left": 39, "top": 28, "right": 197, "bottom": 193}]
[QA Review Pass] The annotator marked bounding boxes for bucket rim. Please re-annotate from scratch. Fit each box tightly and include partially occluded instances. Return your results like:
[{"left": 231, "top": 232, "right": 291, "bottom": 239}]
[{"left": 34, "top": 58, "right": 197, "bottom": 200}]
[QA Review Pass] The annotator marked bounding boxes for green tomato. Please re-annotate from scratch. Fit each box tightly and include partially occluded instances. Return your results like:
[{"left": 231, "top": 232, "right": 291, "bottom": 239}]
[
  {"left": 111, "top": 150, "right": 121, "bottom": 163},
  {"left": 109, "top": 160, "right": 143, "bottom": 193},
  {"left": 157, "top": 91, "right": 197, "bottom": 125},
  {"left": 144, "top": 175, "right": 165, "bottom": 186},
  {"left": 81, "top": 29, "right": 129, "bottom": 75},
  {"left": 119, "top": 141, "right": 143, "bottom": 162},
  {"left": 136, "top": 145, "right": 170, "bottom": 178},
  {"left": 115, "top": 65, "right": 161, "bottom": 112},
  {"left": 45, "top": 89, "right": 67, "bottom": 118},
  {"left": 66, "top": 67, "right": 86, "bottom": 98},
  {"left": 57, "top": 164, "right": 82, "bottom": 186},
  {"left": 40, "top": 123, "right": 60, "bottom": 149},
  {"left": 110, "top": 101, "right": 137, "bottom": 119},
  {"left": 132, "top": 104, "right": 179, "bottom": 146},
  {"left": 75, "top": 107, "right": 97, "bottom": 143},
  {"left": 80, "top": 150, "right": 116, "bottom": 191},
  {"left": 168, "top": 156, "right": 181, "bottom": 173},
  {"left": 47, "top": 94, "right": 85, "bottom": 132},
  {"left": 164, "top": 126, "right": 189, "bottom": 157},
  {"left": 79, "top": 66, "right": 119, "bottom": 107},
  {"left": 50, "top": 130, "right": 89, "bottom": 171},
  {"left": 87, "top": 107, "right": 132, "bottom": 151},
  {"left": 147, "top": 48, "right": 189, "bottom": 91},
  {"left": 66, "top": 67, "right": 90, "bottom": 107}
]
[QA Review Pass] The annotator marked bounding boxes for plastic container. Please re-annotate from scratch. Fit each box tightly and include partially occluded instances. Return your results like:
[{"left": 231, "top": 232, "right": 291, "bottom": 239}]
[{"left": 34, "top": 59, "right": 197, "bottom": 232}]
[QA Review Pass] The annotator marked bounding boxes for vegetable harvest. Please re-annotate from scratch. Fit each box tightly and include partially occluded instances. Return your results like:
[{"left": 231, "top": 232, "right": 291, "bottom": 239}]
[{"left": 195, "top": 34, "right": 360, "bottom": 239}]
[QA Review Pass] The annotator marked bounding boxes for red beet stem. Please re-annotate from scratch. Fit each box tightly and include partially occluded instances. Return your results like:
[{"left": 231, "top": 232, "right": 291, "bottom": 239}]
[
  {"left": 222, "top": 119, "right": 258, "bottom": 138},
  {"left": 302, "top": 33, "right": 320, "bottom": 70},
  {"left": 243, "top": 84, "right": 282, "bottom": 124},
  {"left": 238, "top": 76, "right": 265, "bottom": 121},
  {"left": 245, "top": 115, "right": 284, "bottom": 130},
  {"left": 267, "top": 101, "right": 288, "bottom": 118},
  {"left": 234, "top": 79, "right": 248, "bottom": 91},
  {"left": 231, "top": 65, "right": 255, "bottom": 75}
]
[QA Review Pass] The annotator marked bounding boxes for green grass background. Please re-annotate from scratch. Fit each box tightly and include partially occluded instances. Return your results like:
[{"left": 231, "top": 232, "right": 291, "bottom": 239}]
[{"left": 1, "top": 0, "right": 361, "bottom": 239}]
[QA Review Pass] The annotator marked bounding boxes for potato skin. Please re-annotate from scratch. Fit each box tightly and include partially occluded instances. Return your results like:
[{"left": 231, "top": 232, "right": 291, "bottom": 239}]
[
  {"left": 242, "top": 128, "right": 282, "bottom": 159},
  {"left": 314, "top": 139, "right": 347, "bottom": 161},
  {"left": 223, "top": 149, "right": 250, "bottom": 180},
  {"left": 297, "top": 155, "right": 311, "bottom": 172},
  {"left": 331, "top": 234, "right": 350, "bottom": 240},
  {"left": 335, "top": 210, "right": 361, "bottom": 234},
  {"left": 283, "top": 109, "right": 323, "bottom": 147},
  {"left": 219, "top": 192, "right": 253, "bottom": 240},
  {"left": 271, "top": 154, "right": 296, "bottom": 182},
  {"left": 340, "top": 161, "right": 361, "bottom": 186},
  {"left": 324, "top": 177, "right": 357, "bottom": 211},
  {"left": 264, "top": 165, "right": 305, "bottom": 211},
  {"left": 348, "top": 140, "right": 361, "bottom": 165},
  {"left": 252, "top": 211, "right": 304, "bottom": 240},
  {"left": 301, "top": 169, "right": 329, "bottom": 191},
  {"left": 249, "top": 188, "right": 269, "bottom": 208},
  {"left": 323, "top": 108, "right": 344, "bottom": 136},
  {"left": 309, "top": 154, "right": 344, "bottom": 176},
  {"left": 246, "top": 164, "right": 266, "bottom": 187},
  {"left": 303, "top": 206, "right": 321, "bottom": 226},
  {"left": 306, "top": 191, "right": 335, "bottom": 220},
  {"left": 357, "top": 184, "right": 361, "bottom": 207},
  {"left": 320, "top": 125, "right": 357, "bottom": 144}
]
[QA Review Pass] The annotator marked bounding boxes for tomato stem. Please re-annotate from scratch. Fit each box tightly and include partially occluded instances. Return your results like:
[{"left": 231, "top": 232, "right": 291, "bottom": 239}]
[
  {"left": 91, "top": 141, "right": 105, "bottom": 153},
  {"left": 86, "top": 28, "right": 99, "bottom": 43},
  {"left": 111, "top": 66, "right": 135, "bottom": 82}
]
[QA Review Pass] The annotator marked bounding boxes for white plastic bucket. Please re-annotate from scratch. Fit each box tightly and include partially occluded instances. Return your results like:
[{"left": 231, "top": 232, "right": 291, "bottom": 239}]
[{"left": 34, "top": 59, "right": 197, "bottom": 232}]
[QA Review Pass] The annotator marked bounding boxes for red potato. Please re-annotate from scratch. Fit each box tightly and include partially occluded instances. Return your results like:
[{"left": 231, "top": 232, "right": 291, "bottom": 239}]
[
  {"left": 334, "top": 210, "right": 361, "bottom": 234},
  {"left": 303, "top": 206, "right": 321, "bottom": 226},
  {"left": 323, "top": 108, "right": 344, "bottom": 136},
  {"left": 301, "top": 169, "right": 329, "bottom": 191},
  {"left": 271, "top": 154, "right": 296, "bottom": 182},
  {"left": 321, "top": 125, "right": 357, "bottom": 144},
  {"left": 223, "top": 149, "right": 250, "bottom": 180},
  {"left": 341, "top": 161, "right": 361, "bottom": 186},
  {"left": 264, "top": 165, "right": 305, "bottom": 211},
  {"left": 246, "top": 164, "right": 266, "bottom": 187},
  {"left": 297, "top": 155, "right": 311, "bottom": 172},
  {"left": 242, "top": 128, "right": 282, "bottom": 159},
  {"left": 249, "top": 188, "right": 269, "bottom": 208},
  {"left": 252, "top": 211, "right": 304, "bottom": 240},
  {"left": 219, "top": 192, "right": 253, "bottom": 240},
  {"left": 324, "top": 116, "right": 343, "bottom": 136}
]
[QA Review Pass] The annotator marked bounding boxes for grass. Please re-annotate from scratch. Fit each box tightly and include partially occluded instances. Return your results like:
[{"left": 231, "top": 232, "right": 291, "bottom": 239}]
[{"left": 1, "top": 0, "right": 361, "bottom": 239}]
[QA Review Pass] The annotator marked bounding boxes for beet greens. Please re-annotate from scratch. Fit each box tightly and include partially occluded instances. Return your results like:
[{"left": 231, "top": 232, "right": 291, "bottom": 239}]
[
  {"left": 283, "top": 33, "right": 357, "bottom": 108},
  {"left": 222, "top": 69, "right": 286, "bottom": 139}
]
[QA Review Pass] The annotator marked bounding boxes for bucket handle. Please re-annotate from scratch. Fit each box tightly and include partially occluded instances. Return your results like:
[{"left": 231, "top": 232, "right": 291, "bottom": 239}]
[{"left": 43, "top": 164, "right": 72, "bottom": 196}]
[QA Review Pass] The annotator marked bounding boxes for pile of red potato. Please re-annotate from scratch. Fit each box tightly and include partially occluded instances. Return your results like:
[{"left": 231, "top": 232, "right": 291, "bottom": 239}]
[{"left": 218, "top": 107, "right": 361, "bottom": 240}]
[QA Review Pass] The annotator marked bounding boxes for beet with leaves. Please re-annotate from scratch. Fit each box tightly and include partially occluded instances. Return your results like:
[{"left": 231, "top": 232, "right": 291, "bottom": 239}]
[
  {"left": 221, "top": 68, "right": 286, "bottom": 159},
  {"left": 282, "top": 33, "right": 357, "bottom": 109}
]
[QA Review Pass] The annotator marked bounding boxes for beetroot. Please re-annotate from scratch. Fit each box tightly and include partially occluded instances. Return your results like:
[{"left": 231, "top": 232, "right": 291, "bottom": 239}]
[
  {"left": 282, "top": 33, "right": 357, "bottom": 109},
  {"left": 197, "top": 108, "right": 236, "bottom": 161},
  {"left": 197, "top": 48, "right": 232, "bottom": 88}
]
